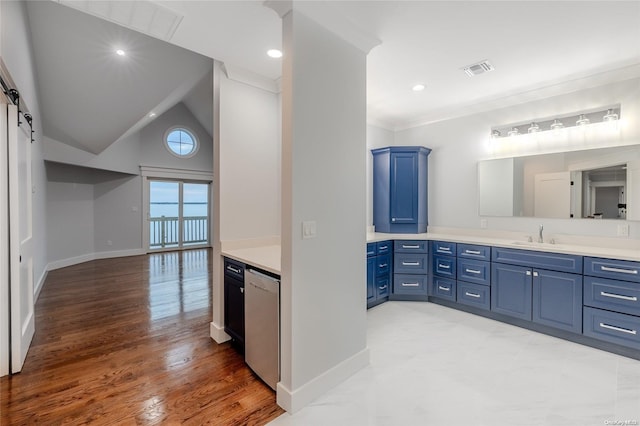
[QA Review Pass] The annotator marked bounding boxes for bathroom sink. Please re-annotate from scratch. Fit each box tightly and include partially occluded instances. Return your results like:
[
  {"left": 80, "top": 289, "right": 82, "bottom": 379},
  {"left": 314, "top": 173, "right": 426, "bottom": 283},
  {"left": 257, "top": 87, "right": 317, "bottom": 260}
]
[{"left": 511, "top": 241, "right": 566, "bottom": 249}]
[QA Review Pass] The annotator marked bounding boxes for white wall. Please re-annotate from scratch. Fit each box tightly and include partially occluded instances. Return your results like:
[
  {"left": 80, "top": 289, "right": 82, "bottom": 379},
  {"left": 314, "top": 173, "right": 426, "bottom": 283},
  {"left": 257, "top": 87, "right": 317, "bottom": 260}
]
[
  {"left": 94, "top": 176, "right": 142, "bottom": 253},
  {"left": 140, "top": 102, "right": 213, "bottom": 172},
  {"left": 219, "top": 75, "right": 280, "bottom": 241},
  {"left": 395, "top": 78, "right": 640, "bottom": 239},
  {"left": 279, "top": 9, "right": 368, "bottom": 411},
  {"left": 1, "top": 0, "right": 48, "bottom": 291}
]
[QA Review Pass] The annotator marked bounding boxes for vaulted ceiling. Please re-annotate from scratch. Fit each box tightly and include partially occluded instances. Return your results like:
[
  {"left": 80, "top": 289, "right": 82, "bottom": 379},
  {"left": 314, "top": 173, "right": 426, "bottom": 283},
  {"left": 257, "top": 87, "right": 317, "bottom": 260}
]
[{"left": 26, "top": 1, "right": 640, "bottom": 154}]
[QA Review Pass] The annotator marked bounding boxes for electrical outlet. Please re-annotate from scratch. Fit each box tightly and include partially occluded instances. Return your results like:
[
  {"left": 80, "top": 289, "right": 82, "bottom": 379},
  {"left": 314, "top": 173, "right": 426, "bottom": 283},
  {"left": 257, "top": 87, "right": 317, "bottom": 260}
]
[
  {"left": 617, "top": 224, "right": 629, "bottom": 237},
  {"left": 480, "top": 219, "right": 488, "bottom": 229}
]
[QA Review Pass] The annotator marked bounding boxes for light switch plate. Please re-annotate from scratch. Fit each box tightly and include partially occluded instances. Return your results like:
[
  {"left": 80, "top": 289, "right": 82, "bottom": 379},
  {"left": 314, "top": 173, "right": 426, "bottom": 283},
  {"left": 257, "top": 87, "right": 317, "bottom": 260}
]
[{"left": 302, "top": 221, "right": 317, "bottom": 239}]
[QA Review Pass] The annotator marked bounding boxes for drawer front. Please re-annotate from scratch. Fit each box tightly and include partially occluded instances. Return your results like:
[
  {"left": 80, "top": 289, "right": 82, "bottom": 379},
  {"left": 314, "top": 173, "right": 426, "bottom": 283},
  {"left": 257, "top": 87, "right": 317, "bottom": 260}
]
[
  {"left": 394, "top": 253, "right": 428, "bottom": 274},
  {"left": 367, "top": 243, "right": 376, "bottom": 258},
  {"left": 393, "top": 274, "right": 428, "bottom": 296},
  {"left": 432, "top": 241, "right": 456, "bottom": 256},
  {"left": 457, "top": 244, "right": 491, "bottom": 261},
  {"left": 376, "top": 254, "right": 392, "bottom": 277},
  {"left": 584, "top": 276, "right": 640, "bottom": 316},
  {"left": 394, "top": 240, "right": 428, "bottom": 254},
  {"left": 433, "top": 255, "right": 456, "bottom": 278},
  {"left": 583, "top": 307, "right": 640, "bottom": 350},
  {"left": 224, "top": 258, "right": 245, "bottom": 281},
  {"left": 431, "top": 277, "right": 456, "bottom": 302},
  {"left": 376, "top": 240, "right": 392, "bottom": 256},
  {"left": 375, "top": 276, "right": 390, "bottom": 298},
  {"left": 492, "top": 247, "right": 582, "bottom": 274},
  {"left": 584, "top": 257, "right": 640, "bottom": 283},
  {"left": 457, "top": 259, "right": 490, "bottom": 286},
  {"left": 457, "top": 281, "right": 490, "bottom": 311}
]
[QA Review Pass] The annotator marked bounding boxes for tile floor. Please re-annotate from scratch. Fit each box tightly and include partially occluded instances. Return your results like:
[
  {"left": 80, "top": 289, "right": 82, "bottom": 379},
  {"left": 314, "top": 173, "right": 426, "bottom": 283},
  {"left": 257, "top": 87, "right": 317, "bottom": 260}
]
[{"left": 269, "top": 301, "right": 640, "bottom": 426}]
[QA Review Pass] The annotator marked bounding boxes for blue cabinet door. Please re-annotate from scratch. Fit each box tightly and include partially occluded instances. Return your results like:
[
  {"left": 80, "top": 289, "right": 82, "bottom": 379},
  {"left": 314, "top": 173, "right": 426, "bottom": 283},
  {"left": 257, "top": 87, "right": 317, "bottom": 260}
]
[
  {"left": 491, "top": 263, "right": 532, "bottom": 320},
  {"left": 367, "top": 256, "right": 375, "bottom": 303},
  {"left": 532, "top": 269, "right": 583, "bottom": 333},
  {"left": 390, "top": 152, "right": 418, "bottom": 225}
]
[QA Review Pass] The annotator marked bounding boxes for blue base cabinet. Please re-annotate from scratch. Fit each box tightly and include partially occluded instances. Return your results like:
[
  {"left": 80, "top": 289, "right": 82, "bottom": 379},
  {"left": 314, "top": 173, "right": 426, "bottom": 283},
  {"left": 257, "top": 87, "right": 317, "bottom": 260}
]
[
  {"left": 367, "top": 241, "right": 392, "bottom": 308},
  {"left": 391, "top": 240, "right": 429, "bottom": 300},
  {"left": 532, "top": 269, "right": 583, "bottom": 333},
  {"left": 491, "top": 263, "right": 532, "bottom": 320},
  {"left": 371, "top": 146, "right": 431, "bottom": 233}
]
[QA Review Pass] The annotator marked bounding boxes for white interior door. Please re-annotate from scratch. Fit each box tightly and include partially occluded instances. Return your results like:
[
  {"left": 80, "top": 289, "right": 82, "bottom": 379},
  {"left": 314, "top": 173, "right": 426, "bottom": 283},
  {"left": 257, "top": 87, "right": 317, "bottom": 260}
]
[
  {"left": 8, "top": 104, "right": 35, "bottom": 373},
  {"left": 0, "top": 103, "right": 9, "bottom": 376},
  {"left": 534, "top": 171, "right": 571, "bottom": 218}
]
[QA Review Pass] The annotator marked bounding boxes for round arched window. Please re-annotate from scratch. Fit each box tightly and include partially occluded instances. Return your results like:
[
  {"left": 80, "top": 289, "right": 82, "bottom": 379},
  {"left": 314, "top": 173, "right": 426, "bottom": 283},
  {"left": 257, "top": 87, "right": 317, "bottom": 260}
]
[{"left": 164, "top": 127, "right": 198, "bottom": 158}]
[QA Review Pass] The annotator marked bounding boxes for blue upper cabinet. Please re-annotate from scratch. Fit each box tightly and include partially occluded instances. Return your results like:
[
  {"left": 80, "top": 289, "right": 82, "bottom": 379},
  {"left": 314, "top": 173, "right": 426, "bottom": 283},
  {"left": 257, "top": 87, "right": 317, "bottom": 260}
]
[{"left": 372, "top": 146, "right": 431, "bottom": 233}]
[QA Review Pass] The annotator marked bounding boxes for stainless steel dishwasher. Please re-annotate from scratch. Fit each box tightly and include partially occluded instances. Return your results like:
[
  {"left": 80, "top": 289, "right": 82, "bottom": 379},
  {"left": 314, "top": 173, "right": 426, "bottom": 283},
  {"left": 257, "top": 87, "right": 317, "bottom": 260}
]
[{"left": 244, "top": 269, "right": 280, "bottom": 390}]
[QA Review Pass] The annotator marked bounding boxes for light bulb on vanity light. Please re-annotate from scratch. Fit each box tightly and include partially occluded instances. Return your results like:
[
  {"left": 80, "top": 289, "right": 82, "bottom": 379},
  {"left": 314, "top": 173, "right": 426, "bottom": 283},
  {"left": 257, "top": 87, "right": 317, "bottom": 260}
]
[
  {"left": 527, "top": 122, "right": 540, "bottom": 133},
  {"left": 576, "top": 114, "right": 590, "bottom": 126},
  {"left": 603, "top": 109, "right": 619, "bottom": 122},
  {"left": 507, "top": 127, "right": 520, "bottom": 137},
  {"left": 550, "top": 119, "right": 564, "bottom": 130},
  {"left": 491, "top": 130, "right": 501, "bottom": 139}
]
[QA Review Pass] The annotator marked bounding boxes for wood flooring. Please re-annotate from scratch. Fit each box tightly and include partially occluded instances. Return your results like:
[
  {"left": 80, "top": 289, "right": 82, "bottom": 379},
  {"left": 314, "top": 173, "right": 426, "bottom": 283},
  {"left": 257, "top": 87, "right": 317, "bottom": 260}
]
[{"left": 0, "top": 249, "right": 284, "bottom": 425}]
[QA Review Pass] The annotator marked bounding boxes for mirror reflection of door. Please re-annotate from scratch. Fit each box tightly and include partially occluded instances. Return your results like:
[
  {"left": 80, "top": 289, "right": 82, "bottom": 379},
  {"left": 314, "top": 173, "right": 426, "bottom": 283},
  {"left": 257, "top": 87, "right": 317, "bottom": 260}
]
[
  {"left": 534, "top": 172, "right": 571, "bottom": 218},
  {"left": 583, "top": 164, "right": 626, "bottom": 219},
  {"left": 149, "top": 180, "right": 209, "bottom": 250}
]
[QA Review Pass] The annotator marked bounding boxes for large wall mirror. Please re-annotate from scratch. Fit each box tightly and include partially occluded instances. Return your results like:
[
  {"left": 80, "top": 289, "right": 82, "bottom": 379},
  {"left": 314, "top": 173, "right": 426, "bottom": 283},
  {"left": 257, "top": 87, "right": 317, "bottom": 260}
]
[{"left": 478, "top": 145, "right": 640, "bottom": 220}]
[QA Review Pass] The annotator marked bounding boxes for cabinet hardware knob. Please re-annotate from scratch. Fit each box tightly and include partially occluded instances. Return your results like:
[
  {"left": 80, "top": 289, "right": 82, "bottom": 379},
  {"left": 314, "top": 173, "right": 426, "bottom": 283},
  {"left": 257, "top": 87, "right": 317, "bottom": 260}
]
[
  {"left": 437, "top": 286, "right": 450, "bottom": 291},
  {"left": 599, "top": 322, "right": 637, "bottom": 335},
  {"left": 533, "top": 271, "right": 539, "bottom": 277},
  {"left": 600, "top": 291, "right": 637, "bottom": 302},
  {"left": 403, "top": 245, "right": 420, "bottom": 249},
  {"left": 526, "top": 271, "right": 532, "bottom": 276},
  {"left": 465, "top": 292, "right": 481, "bottom": 298},
  {"left": 402, "top": 282, "right": 420, "bottom": 287},
  {"left": 465, "top": 269, "right": 481, "bottom": 274},
  {"left": 601, "top": 266, "right": 638, "bottom": 275},
  {"left": 438, "top": 264, "right": 450, "bottom": 269},
  {"left": 465, "top": 250, "right": 481, "bottom": 255},
  {"left": 403, "top": 262, "right": 420, "bottom": 266}
]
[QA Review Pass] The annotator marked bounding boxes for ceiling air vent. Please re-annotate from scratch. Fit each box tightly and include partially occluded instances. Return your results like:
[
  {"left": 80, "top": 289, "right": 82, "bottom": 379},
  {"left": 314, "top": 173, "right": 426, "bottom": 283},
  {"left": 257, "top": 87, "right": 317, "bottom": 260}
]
[{"left": 462, "top": 60, "right": 494, "bottom": 77}]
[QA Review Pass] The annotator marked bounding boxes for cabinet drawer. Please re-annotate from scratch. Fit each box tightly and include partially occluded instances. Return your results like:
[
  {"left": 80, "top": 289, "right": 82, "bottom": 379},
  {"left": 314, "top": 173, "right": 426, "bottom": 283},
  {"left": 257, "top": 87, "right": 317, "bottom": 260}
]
[
  {"left": 492, "top": 247, "right": 582, "bottom": 274},
  {"left": 431, "top": 277, "right": 456, "bottom": 302},
  {"left": 457, "top": 282, "right": 490, "bottom": 311},
  {"left": 394, "top": 240, "right": 428, "bottom": 253},
  {"left": 376, "top": 240, "right": 392, "bottom": 256},
  {"left": 583, "top": 307, "right": 640, "bottom": 350},
  {"left": 393, "top": 274, "right": 428, "bottom": 296},
  {"left": 376, "top": 254, "right": 392, "bottom": 277},
  {"left": 584, "top": 276, "right": 640, "bottom": 316},
  {"left": 584, "top": 257, "right": 640, "bottom": 283},
  {"left": 457, "top": 259, "right": 490, "bottom": 286},
  {"left": 224, "top": 258, "right": 245, "bottom": 281},
  {"left": 457, "top": 244, "right": 490, "bottom": 261},
  {"left": 432, "top": 241, "right": 456, "bottom": 256},
  {"left": 433, "top": 255, "right": 456, "bottom": 278},
  {"left": 366, "top": 243, "right": 376, "bottom": 257},
  {"left": 375, "top": 276, "right": 390, "bottom": 298},
  {"left": 394, "top": 253, "right": 428, "bottom": 274}
]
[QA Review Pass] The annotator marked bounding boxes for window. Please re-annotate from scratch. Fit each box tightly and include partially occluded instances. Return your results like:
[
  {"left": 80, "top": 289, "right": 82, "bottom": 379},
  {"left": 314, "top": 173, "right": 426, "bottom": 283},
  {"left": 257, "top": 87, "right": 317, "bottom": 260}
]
[{"left": 164, "top": 127, "right": 198, "bottom": 158}]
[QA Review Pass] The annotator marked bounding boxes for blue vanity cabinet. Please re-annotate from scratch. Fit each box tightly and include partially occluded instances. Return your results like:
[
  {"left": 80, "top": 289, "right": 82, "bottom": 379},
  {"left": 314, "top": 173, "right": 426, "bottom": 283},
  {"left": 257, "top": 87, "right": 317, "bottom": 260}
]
[
  {"left": 392, "top": 240, "right": 429, "bottom": 300},
  {"left": 532, "top": 269, "right": 583, "bottom": 333},
  {"left": 491, "top": 262, "right": 532, "bottom": 320},
  {"left": 430, "top": 241, "right": 457, "bottom": 300},
  {"left": 583, "top": 257, "right": 640, "bottom": 350},
  {"left": 367, "top": 241, "right": 393, "bottom": 308},
  {"left": 371, "top": 146, "right": 432, "bottom": 233},
  {"left": 455, "top": 243, "right": 491, "bottom": 311}
]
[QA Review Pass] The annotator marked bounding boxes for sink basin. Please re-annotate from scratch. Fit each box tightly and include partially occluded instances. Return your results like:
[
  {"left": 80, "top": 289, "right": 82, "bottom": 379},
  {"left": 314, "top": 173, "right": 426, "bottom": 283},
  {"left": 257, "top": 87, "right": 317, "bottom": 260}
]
[{"left": 511, "top": 241, "right": 566, "bottom": 249}]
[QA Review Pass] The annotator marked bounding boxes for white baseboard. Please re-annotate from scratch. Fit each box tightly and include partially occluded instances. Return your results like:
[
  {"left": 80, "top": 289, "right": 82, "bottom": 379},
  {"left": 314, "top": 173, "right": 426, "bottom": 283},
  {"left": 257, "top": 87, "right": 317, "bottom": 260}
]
[
  {"left": 47, "top": 248, "right": 146, "bottom": 271},
  {"left": 210, "top": 322, "right": 231, "bottom": 344},
  {"left": 34, "top": 268, "right": 48, "bottom": 301},
  {"left": 276, "top": 347, "right": 370, "bottom": 413}
]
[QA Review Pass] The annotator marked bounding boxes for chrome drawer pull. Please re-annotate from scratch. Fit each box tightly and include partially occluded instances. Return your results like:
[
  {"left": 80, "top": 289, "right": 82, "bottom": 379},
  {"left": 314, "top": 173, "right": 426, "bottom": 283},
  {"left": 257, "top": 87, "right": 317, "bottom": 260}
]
[
  {"left": 438, "top": 264, "right": 450, "bottom": 269},
  {"left": 600, "top": 291, "right": 638, "bottom": 302},
  {"left": 379, "top": 263, "right": 388, "bottom": 268},
  {"left": 402, "top": 282, "right": 420, "bottom": 287},
  {"left": 465, "top": 268, "right": 481, "bottom": 274},
  {"left": 437, "top": 285, "right": 450, "bottom": 291},
  {"left": 601, "top": 266, "right": 638, "bottom": 275},
  {"left": 599, "top": 322, "right": 637, "bottom": 335},
  {"left": 402, "top": 261, "right": 420, "bottom": 266},
  {"left": 402, "top": 244, "right": 420, "bottom": 249},
  {"left": 465, "top": 250, "right": 481, "bottom": 255},
  {"left": 226, "top": 266, "right": 241, "bottom": 274},
  {"left": 379, "top": 246, "right": 388, "bottom": 251},
  {"left": 465, "top": 292, "right": 481, "bottom": 298},
  {"left": 438, "top": 247, "right": 451, "bottom": 252},
  {"left": 379, "top": 285, "right": 388, "bottom": 290}
]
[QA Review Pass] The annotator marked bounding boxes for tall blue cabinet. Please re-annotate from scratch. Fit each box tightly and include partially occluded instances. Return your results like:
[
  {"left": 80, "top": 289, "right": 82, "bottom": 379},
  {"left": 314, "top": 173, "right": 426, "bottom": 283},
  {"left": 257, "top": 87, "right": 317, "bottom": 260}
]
[{"left": 372, "top": 146, "right": 431, "bottom": 233}]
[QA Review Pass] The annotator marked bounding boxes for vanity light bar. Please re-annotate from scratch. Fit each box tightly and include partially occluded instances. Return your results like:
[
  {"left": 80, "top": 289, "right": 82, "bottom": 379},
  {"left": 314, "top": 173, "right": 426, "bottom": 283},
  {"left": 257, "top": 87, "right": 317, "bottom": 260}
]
[{"left": 490, "top": 106, "right": 621, "bottom": 138}]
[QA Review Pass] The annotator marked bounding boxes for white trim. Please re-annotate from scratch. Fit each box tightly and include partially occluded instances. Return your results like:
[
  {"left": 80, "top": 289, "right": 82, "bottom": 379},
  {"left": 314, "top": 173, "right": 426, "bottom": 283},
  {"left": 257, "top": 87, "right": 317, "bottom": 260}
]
[
  {"left": 209, "top": 322, "right": 231, "bottom": 344},
  {"left": 221, "top": 63, "right": 280, "bottom": 94},
  {"left": 276, "top": 347, "right": 370, "bottom": 413},
  {"left": 34, "top": 269, "right": 48, "bottom": 302},
  {"left": 47, "top": 248, "right": 146, "bottom": 271},
  {"left": 139, "top": 165, "right": 213, "bottom": 181}
]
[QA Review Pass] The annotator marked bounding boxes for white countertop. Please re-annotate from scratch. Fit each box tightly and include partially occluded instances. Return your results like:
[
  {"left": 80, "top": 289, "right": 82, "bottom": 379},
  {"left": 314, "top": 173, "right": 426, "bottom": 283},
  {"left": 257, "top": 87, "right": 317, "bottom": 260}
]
[
  {"left": 222, "top": 245, "right": 281, "bottom": 275},
  {"left": 367, "top": 232, "right": 640, "bottom": 262}
]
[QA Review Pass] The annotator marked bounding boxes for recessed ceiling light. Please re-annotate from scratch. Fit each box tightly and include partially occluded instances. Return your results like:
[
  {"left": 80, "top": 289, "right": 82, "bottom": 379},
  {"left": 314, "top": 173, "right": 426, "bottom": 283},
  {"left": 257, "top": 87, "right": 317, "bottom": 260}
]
[
  {"left": 412, "top": 84, "right": 426, "bottom": 92},
  {"left": 115, "top": 49, "right": 126, "bottom": 56},
  {"left": 267, "top": 49, "right": 283, "bottom": 58},
  {"left": 148, "top": 112, "right": 157, "bottom": 118}
]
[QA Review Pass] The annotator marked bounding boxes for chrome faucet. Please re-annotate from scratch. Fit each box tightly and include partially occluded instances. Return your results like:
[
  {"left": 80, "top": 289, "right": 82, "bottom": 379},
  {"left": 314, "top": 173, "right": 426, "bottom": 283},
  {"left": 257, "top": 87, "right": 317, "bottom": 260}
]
[{"left": 538, "top": 224, "right": 544, "bottom": 243}]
